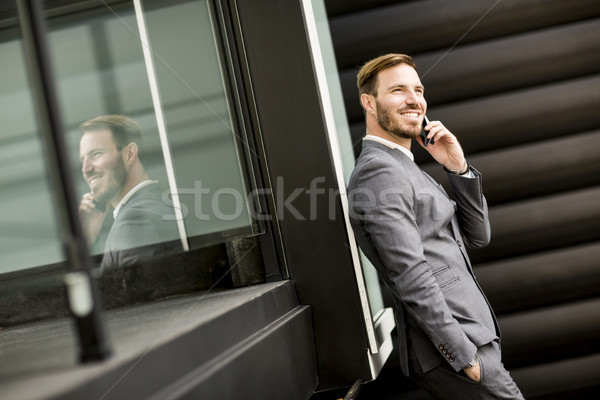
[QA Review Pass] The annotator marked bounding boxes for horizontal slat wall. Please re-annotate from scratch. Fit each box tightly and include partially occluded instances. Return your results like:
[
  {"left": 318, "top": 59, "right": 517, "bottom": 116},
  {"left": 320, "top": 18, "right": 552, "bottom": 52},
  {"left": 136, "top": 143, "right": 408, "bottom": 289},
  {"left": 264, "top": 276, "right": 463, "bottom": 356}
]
[
  {"left": 326, "top": 0, "right": 600, "bottom": 398},
  {"left": 473, "top": 187, "right": 600, "bottom": 262},
  {"left": 341, "top": 18, "right": 600, "bottom": 130},
  {"left": 424, "top": 130, "right": 600, "bottom": 204},
  {"left": 499, "top": 298, "right": 600, "bottom": 367},
  {"left": 512, "top": 354, "right": 600, "bottom": 399},
  {"left": 330, "top": 0, "right": 600, "bottom": 69},
  {"left": 324, "top": 0, "right": 406, "bottom": 18},
  {"left": 475, "top": 242, "right": 600, "bottom": 314},
  {"left": 407, "top": 19, "right": 600, "bottom": 105},
  {"left": 414, "top": 75, "right": 600, "bottom": 154}
]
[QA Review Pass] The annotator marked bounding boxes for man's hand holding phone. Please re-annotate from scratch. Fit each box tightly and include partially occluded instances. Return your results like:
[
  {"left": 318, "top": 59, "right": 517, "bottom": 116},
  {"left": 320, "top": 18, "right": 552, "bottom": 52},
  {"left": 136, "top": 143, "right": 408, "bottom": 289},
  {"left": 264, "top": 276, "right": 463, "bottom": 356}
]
[
  {"left": 79, "top": 192, "right": 109, "bottom": 245},
  {"left": 418, "top": 117, "right": 468, "bottom": 173}
]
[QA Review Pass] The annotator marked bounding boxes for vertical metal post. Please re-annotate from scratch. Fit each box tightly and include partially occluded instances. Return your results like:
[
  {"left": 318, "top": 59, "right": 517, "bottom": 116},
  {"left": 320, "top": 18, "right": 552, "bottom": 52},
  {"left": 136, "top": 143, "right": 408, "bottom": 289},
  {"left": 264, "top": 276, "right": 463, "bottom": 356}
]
[{"left": 16, "top": 0, "right": 111, "bottom": 362}]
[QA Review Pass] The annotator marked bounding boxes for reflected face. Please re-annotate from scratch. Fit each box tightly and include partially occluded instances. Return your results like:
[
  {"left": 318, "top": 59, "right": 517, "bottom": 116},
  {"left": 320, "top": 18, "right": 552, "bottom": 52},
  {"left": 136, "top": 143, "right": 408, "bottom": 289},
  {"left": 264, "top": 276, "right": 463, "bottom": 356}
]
[
  {"left": 80, "top": 129, "right": 128, "bottom": 204},
  {"left": 373, "top": 64, "right": 427, "bottom": 139}
]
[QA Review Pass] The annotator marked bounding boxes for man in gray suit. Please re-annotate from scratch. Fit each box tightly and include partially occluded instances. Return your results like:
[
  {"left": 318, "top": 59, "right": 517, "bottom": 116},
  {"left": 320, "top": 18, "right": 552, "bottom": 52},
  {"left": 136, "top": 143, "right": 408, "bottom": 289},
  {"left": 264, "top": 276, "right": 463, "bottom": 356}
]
[
  {"left": 347, "top": 54, "right": 524, "bottom": 399},
  {"left": 78, "top": 115, "right": 181, "bottom": 270}
]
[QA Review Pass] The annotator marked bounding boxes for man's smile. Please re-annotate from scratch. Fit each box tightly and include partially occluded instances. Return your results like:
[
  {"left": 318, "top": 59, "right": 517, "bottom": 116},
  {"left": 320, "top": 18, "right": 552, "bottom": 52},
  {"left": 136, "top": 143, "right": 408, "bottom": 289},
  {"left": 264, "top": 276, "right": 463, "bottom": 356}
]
[
  {"left": 399, "top": 111, "right": 420, "bottom": 119},
  {"left": 88, "top": 174, "right": 103, "bottom": 188}
]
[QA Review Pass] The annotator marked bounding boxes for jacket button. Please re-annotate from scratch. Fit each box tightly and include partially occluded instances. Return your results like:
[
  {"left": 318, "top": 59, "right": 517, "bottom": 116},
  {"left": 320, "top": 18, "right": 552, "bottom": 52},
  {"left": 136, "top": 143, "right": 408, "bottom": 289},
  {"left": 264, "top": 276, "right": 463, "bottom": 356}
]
[
  {"left": 457, "top": 240, "right": 463, "bottom": 247},
  {"left": 439, "top": 344, "right": 444, "bottom": 350},
  {"left": 449, "top": 357, "right": 455, "bottom": 362}
]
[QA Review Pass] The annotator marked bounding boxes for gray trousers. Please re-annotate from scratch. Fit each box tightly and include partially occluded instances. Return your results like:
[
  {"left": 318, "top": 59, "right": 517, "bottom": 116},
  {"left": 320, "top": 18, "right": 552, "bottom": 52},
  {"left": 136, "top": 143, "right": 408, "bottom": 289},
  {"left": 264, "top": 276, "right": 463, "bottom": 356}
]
[{"left": 409, "top": 340, "right": 525, "bottom": 399}]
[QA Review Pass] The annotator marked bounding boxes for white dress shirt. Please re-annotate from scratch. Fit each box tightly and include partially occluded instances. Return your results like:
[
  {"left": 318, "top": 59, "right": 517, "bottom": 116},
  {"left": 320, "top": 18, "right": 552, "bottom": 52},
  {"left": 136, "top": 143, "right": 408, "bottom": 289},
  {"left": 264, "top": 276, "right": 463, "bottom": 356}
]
[{"left": 363, "top": 135, "right": 473, "bottom": 178}]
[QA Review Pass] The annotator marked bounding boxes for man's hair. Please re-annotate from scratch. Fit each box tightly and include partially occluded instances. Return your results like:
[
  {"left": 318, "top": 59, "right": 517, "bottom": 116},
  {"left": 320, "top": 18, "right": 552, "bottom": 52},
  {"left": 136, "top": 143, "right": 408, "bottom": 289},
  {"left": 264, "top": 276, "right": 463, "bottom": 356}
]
[
  {"left": 357, "top": 53, "right": 418, "bottom": 97},
  {"left": 80, "top": 115, "right": 145, "bottom": 164}
]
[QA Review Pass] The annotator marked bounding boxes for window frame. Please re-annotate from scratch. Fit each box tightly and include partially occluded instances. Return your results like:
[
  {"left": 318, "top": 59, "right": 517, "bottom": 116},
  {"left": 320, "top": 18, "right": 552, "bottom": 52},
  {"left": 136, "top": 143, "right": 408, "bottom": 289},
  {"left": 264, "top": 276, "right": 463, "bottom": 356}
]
[{"left": 1, "top": 0, "right": 287, "bottom": 340}]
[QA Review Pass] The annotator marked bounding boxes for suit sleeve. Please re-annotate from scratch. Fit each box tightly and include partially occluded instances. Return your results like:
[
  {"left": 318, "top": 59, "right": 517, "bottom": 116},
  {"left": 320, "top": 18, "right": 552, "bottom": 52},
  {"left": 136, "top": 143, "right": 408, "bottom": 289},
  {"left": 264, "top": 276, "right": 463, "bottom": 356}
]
[
  {"left": 446, "top": 166, "right": 491, "bottom": 248},
  {"left": 349, "top": 157, "right": 477, "bottom": 371}
]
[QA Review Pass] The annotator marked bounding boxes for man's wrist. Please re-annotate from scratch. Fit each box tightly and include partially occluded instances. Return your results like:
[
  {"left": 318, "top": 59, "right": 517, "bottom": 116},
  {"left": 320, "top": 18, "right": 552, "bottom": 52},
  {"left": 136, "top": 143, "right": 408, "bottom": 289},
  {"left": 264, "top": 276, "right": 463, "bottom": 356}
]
[
  {"left": 463, "top": 353, "right": 479, "bottom": 369},
  {"left": 444, "top": 161, "right": 469, "bottom": 175}
]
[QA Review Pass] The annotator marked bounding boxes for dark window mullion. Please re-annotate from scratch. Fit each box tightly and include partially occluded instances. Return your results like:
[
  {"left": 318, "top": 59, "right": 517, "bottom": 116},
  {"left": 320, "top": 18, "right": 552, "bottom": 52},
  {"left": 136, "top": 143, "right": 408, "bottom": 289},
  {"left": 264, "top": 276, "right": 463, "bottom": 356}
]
[{"left": 16, "top": 0, "right": 110, "bottom": 362}]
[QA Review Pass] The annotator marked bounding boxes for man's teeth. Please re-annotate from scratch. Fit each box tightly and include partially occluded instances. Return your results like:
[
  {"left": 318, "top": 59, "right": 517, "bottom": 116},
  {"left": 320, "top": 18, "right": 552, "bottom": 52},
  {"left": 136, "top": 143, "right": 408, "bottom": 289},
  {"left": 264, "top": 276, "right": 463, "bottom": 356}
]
[
  {"left": 89, "top": 176, "right": 101, "bottom": 185},
  {"left": 400, "top": 112, "right": 419, "bottom": 117}
]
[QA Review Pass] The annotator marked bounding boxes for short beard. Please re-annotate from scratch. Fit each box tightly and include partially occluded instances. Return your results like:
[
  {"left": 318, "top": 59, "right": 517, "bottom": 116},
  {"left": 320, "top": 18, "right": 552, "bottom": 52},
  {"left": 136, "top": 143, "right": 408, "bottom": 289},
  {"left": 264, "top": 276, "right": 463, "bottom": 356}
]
[
  {"left": 94, "top": 158, "right": 128, "bottom": 204},
  {"left": 376, "top": 100, "right": 421, "bottom": 140}
]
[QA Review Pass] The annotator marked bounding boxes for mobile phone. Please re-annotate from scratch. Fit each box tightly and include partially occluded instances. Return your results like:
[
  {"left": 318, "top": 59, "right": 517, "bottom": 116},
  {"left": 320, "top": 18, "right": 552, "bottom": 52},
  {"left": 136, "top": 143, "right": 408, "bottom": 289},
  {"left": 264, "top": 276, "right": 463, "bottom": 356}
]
[{"left": 420, "top": 116, "right": 434, "bottom": 146}]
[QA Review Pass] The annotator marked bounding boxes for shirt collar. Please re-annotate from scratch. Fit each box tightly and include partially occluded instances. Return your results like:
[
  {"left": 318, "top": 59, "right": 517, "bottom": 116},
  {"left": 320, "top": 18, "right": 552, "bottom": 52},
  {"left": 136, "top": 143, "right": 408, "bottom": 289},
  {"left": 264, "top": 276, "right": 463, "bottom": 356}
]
[
  {"left": 113, "top": 180, "right": 158, "bottom": 219},
  {"left": 363, "top": 135, "right": 414, "bottom": 161}
]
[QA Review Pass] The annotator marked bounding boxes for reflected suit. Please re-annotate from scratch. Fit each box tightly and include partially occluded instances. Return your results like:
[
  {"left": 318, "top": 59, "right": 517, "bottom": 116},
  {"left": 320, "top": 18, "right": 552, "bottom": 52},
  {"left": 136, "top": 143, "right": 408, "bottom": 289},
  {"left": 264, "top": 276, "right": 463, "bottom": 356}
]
[{"left": 101, "top": 182, "right": 181, "bottom": 270}]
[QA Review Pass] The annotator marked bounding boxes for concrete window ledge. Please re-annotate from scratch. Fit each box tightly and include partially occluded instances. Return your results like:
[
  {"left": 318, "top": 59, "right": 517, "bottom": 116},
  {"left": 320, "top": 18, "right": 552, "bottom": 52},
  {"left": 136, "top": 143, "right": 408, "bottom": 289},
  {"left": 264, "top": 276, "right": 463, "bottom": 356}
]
[{"left": 1, "top": 280, "right": 317, "bottom": 400}]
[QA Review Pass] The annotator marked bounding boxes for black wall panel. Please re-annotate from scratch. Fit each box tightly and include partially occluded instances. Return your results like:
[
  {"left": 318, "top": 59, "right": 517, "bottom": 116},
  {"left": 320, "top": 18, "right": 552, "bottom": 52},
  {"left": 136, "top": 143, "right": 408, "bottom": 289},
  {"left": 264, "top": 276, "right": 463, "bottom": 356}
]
[
  {"left": 325, "top": 0, "right": 600, "bottom": 398},
  {"left": 235, "top": 0, "right": 372, "bottom": 390}
]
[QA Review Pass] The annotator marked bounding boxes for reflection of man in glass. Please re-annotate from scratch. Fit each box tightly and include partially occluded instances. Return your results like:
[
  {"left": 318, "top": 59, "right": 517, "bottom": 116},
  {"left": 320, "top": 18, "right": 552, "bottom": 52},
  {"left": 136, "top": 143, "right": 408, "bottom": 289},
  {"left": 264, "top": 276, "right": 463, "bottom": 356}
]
[{"left": 78, "top": 115, "right": 180, "bottom": 270}]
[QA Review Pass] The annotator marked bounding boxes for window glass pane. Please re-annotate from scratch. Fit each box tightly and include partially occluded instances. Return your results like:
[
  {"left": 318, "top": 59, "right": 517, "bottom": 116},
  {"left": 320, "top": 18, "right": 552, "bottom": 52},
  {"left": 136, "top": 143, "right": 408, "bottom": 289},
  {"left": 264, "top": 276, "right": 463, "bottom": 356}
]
[
  {"left": 44, "top": 0, "right": 260, "bottom": 272},
  {"left": 142, "top": 0, "right": 258, "bottom": 243},
  {"left": 40, "top": 0, "right": 267, "bottom": 298},
  {"left": 46, "top": 7, "right": 182, "bottom": 270},
  {"left": 1, "top": 0, "right": 269, "bottom": 327},
  {"left": 0, "top": 29, "right": 63, "bottom": 273},
  {"left": 0, "top": 2, "right": 77, "bottom": 379}
]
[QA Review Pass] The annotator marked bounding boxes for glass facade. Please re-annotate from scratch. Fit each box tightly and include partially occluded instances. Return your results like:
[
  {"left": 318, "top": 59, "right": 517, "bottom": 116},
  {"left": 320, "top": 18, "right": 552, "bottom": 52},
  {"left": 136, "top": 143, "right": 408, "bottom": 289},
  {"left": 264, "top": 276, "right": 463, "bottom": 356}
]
[
  {"left": 48, "top": 0, "right": 260, "bottom": 269},
  {"left": 0, "top": 25, "right": 63, "bottom": 273},
  {"left": 143, "top": 0, "right": 258, "bottom": 242},
  {"left": 1, "top": 0, "right": 269, "bottom": 330}
]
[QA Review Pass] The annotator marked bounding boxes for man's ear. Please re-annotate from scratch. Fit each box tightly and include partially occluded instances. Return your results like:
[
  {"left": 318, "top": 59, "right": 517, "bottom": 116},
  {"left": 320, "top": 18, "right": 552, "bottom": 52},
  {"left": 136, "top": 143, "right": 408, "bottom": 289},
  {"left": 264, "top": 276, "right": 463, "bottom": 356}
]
[
  {"left": 360, "top": 93, "right": 376, "bottom": 113},
  {"left": 123, "top": 142, "right": 138, "bottom": 165}
]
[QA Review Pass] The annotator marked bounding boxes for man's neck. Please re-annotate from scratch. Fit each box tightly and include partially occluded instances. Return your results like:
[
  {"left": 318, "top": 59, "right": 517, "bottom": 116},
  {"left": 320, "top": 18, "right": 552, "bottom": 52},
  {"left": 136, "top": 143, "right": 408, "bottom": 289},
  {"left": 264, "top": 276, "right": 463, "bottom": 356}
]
[
  {"left": 112, "top": 179, "right": 157, "bottom": 219},
  {"left": 110, "top": 172, "right": 149, "bottom": 207},
  {"left": 366, "top": 126, "right": 412, "bottom": 151}
]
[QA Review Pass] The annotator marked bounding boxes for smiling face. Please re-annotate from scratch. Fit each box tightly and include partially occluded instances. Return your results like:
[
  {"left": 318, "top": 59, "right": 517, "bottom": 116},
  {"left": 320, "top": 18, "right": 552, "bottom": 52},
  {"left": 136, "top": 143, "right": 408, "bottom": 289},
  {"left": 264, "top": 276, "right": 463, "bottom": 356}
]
[
  {"left": 371, "top": 64, "right": 427, "bottom": 140},
  {"left": 80, "top": 129, "right": 128, "bottom": 205}
]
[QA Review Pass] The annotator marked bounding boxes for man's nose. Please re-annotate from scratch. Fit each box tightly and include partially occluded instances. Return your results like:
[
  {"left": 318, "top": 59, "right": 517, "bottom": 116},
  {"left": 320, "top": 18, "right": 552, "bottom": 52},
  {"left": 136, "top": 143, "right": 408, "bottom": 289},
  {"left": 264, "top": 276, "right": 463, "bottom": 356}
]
[
  {"left": 405, "top": 90, "right": 419, "bottom": 104},
  {"left": 82, "top": 159, "right": 93, "bottom": 175},
  {"left": 406, "top": 91, "right": 426, "bottom": 110}
]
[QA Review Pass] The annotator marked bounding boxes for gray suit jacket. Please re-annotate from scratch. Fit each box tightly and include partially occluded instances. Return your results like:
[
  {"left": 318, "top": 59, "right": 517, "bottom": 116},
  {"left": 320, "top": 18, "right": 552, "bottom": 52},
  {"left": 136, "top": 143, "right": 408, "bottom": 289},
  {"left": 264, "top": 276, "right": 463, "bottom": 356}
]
[
  {"left": 348, "top": 140, "right": 499, "bottom": 376},
  {"left": 101, "top": 183, "right": 181, "bottom": 270}
]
